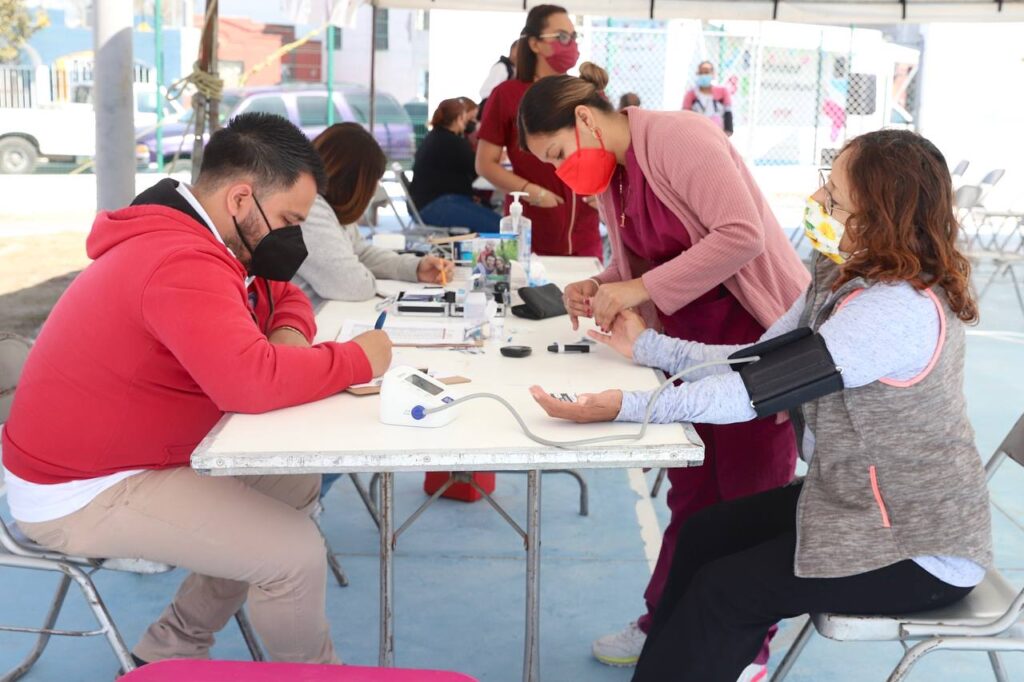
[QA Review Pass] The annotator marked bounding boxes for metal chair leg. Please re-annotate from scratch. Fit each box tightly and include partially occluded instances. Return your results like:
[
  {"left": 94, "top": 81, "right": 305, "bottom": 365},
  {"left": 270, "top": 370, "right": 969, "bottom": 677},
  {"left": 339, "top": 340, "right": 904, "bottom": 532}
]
[
  {"left": 989, "top": 650, "right": 1010, "bottom": 682},
  {"left": 325, "top": 549, "right": 349, "bottom": 588},
  {"left": 500, "top": 470, "right": 589, "bottom": 516},
  {"left": 888, "top": 637, "right": 942, "bottom": 682},
  {"left": 1007, "top": 265, "right": 1024, "bottom": 316},
  {"left": 64, "top": 563, "right": 134, "bottom": 676},
  {"left": 313, "top": 519, "right": 349, "bottom": 587},
  {"left": 550, "top": 469, "right": 588, "bottom": 516},
  {"left": 1, "top": 574, "right": 72, "bottom": 682},
  {"left": 349, "top": 473, "right": 381, "bottom": 529},
  {"left": 769, "top": 617, "right": 814, "bottom": 682},
  {"left": 233, "top": 608, "right": 265, "bottom": 662},
  {"left": 650, "top": 468, "right": 668, "bottom": 498},
  {"left": 369, "top": 473, "right": 381, "bottom": 509},
  {"left": 978, "top": 263, "right": 1006, "bottom": 301}
]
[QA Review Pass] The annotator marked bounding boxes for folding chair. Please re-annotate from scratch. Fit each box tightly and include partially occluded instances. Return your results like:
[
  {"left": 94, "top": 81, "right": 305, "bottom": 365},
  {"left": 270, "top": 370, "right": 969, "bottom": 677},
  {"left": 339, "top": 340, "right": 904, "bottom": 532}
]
[
  {"left": 975, "top": 213, "right": 1024, "bottom": 317},
  {"left": 951, "top": 159, "right": 970, "bottom": 188},
  {"left": 978, "top": 169, "right": 1006, "bottom": 207},
  {"left": 0, "top": 332, "right": 264, "bottom": 679},
  {"left": 771, "top": 412, "right": 1024, "bottom": 682},
  {"left": 389, "top": 163, "right": 472, "bottom": 238},
  {"left": 955, "top": 185, "right": 985, "bottom": 249}
]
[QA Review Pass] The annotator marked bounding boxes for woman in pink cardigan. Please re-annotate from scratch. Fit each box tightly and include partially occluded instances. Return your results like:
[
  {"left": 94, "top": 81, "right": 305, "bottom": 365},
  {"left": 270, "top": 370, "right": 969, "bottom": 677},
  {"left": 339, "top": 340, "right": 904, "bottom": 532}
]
[{"left": 518, "top": 63, "right": 809, "bottom": 680}]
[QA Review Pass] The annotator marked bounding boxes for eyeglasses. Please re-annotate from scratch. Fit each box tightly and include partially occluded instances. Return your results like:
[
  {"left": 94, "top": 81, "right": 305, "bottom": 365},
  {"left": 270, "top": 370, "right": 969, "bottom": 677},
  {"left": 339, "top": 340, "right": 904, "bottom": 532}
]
[
  {"left": 537, "top": 30, "right": 580, "bottom": 45},
  {"left": 818, "top": 168, "right": 844, "bottom": 217}
]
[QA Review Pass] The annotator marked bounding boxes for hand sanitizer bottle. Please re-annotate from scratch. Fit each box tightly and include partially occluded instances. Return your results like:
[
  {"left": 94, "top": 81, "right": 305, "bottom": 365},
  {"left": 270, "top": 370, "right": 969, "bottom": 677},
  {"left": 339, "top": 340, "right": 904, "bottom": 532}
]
[{"left": 500, "top": 191, "right": 532, "bottom": 283}]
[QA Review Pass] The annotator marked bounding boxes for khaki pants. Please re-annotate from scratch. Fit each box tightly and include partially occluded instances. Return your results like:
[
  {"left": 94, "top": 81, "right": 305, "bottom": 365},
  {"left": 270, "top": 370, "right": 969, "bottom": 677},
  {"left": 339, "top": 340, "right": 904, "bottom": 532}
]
[{"left": 17, "top": 467, "right": 338, "bottom": 664}]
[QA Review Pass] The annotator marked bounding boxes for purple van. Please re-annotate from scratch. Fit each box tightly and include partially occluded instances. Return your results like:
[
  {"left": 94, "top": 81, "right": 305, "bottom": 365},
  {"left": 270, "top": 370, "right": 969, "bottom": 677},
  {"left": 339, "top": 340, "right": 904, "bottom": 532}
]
[{"left": 137, "top": 83, "right": 415, "bottom": 169}]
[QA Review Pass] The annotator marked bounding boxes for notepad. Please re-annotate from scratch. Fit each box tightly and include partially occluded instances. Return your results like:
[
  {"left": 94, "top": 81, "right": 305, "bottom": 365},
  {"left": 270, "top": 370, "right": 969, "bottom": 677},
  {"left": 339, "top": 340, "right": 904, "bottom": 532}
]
[{"left": 337, "top": 319, "right": 476, "bottom": 347}]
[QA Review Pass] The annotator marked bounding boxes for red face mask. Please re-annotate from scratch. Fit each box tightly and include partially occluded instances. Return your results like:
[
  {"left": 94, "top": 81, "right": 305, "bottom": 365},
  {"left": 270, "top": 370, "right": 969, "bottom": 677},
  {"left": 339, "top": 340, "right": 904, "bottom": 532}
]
[
  {"left": 546, "top": 40, "right": 580, "bottom": 74},
  {"left": 555, "top": 125, "right": 617, "bottom": 196}
]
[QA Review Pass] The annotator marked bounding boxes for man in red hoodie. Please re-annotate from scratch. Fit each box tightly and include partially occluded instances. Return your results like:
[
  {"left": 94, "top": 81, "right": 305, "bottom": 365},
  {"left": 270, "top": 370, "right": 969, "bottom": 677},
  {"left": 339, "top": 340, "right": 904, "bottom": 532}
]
[{"left": 2, "top": 113, "right": 391, "bottom": 667}]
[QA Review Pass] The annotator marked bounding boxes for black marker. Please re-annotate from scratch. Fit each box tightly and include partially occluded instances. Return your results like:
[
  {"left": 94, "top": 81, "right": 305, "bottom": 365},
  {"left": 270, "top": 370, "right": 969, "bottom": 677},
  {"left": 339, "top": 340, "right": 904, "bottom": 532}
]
[{"left": 547, "top": 342, "right": 590, "bottom": 353}]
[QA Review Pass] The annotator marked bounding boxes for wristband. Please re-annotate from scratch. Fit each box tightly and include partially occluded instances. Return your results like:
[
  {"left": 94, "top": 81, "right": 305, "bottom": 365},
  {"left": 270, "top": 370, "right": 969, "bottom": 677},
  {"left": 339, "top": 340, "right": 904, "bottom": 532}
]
[{"left": 271, "top": 325, "right": 307, "bottom": 341}]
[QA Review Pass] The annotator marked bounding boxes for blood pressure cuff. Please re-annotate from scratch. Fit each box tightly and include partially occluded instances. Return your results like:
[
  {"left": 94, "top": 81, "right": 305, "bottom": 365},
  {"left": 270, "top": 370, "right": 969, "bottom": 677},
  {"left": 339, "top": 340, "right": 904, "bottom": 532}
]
[
  {"left": 727, "top": 328, "right": 843, "bottom": 418},
  {"left": 512, "top": 283, "right": 567, "bottom": 320}
]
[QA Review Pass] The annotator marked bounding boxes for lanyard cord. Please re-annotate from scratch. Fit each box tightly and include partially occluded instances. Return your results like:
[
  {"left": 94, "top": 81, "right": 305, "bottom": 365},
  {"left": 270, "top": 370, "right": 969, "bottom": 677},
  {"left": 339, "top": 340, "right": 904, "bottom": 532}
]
[{"left": 421, "top": 356, "right": 759, "bottom": 449}]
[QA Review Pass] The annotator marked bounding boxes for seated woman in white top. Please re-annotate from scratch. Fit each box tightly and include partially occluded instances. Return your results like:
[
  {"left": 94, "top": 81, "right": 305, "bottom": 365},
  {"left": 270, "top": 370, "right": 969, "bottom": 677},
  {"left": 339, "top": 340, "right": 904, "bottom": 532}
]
[{"left": 293, "top": 122, "right": 453, "bottom": 304}]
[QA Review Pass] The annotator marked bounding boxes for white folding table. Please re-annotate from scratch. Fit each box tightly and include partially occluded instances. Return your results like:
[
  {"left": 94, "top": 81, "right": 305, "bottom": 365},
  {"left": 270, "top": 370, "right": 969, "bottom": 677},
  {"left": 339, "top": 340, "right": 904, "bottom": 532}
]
[{"left": 191, "top": 256, "right": 704, "bottom": 681}]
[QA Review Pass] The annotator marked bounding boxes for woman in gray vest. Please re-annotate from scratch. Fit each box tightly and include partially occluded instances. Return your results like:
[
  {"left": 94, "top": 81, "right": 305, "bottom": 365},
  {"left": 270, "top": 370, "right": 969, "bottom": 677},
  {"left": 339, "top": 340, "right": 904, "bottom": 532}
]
[{"left": 530, "top": 129, "right": 991, "bottom": 682}]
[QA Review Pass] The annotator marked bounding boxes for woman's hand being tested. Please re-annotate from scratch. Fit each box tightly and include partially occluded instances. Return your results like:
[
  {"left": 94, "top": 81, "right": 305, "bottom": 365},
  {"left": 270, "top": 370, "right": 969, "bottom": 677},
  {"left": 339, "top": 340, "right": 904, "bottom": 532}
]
[
  {"left": 563, "top": 278, "right": 600, "bottom": 330},
  {"left": 529, "top": 386, "right": 623, "bottom": 423},
  {"left": 587, "top": 309, "right": 647, "bottom": 360},
  {"left": 591, "top": 278, "right": 650, "bottom": 330}
]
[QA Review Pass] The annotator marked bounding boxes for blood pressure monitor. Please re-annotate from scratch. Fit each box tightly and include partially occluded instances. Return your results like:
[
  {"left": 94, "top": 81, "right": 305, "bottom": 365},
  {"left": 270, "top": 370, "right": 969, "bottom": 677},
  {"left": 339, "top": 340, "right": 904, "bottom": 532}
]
[{"left": 379, "top": 366, "right": 459, "bottom": 428}]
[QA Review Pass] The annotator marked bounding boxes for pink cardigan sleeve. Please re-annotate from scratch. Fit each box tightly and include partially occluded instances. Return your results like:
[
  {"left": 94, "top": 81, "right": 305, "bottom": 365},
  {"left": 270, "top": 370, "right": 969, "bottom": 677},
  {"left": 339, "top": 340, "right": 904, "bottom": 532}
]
[
  {"left": 682, "top": 89, "right": 696, "bottom": 111},
  {"left": 638, "top": 118, "right": 767, "bottom": 316}
]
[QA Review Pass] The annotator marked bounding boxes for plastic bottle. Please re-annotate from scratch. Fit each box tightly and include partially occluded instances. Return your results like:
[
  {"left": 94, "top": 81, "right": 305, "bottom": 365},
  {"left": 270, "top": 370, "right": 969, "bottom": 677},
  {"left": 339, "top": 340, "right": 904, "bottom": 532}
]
[{"left": 500, "top": 191, "right": 532, "bottom": 283}]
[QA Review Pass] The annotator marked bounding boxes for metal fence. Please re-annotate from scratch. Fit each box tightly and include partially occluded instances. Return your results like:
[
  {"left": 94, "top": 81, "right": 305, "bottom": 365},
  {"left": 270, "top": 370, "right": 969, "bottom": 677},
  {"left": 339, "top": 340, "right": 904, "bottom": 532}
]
[
  {"left": 585, "top": 19, "right": 913, "bottom": 169},
  {"left": 0, "top": 62, "right": 154, "bottom": 109}
]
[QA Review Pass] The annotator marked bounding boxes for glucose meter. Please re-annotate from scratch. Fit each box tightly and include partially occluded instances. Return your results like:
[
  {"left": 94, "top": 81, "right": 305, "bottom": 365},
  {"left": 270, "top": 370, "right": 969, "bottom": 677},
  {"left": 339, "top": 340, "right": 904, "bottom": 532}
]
[{"left": 379, "top": 366, "right": 459, "bottom": 428}]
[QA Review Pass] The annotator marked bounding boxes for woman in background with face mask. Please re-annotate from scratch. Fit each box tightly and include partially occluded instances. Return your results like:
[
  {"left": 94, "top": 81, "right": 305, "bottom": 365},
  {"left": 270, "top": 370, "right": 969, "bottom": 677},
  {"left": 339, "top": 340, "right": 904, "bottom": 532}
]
[
  {"left": 475, "top": 4, "right": 602, "bottom": 259},
  {"left": 410, "top": 97, "right": 500, "bottom": 233},
  {"left": 529, "top": 129, "right": 989, "bottom": 682},
  {"left": 683, "top": 61, "right": 734, "bottom": 136},
  {"left": 518, "top": 64, "right": 808, "bottom": 679}
]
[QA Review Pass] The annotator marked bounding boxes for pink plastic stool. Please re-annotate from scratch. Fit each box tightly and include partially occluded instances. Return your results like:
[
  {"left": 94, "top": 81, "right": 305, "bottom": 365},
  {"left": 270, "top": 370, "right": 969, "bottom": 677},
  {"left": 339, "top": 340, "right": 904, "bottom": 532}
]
[{"left": 119, "top": 659, "right": 479, "bottom": 681}]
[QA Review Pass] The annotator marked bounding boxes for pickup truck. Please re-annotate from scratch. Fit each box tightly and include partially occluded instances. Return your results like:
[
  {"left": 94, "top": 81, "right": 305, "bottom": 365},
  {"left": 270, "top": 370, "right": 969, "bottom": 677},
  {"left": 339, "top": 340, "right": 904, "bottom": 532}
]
[{"left": 0, "top": 84, "right": 183, "bottom": 174}]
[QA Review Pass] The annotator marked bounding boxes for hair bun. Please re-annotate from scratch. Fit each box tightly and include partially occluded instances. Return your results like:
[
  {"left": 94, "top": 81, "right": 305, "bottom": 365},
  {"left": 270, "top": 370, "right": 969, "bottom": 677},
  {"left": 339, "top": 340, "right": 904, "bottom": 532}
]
[{"left": 578, "top": 62, "right": 609, "bottom": 91}]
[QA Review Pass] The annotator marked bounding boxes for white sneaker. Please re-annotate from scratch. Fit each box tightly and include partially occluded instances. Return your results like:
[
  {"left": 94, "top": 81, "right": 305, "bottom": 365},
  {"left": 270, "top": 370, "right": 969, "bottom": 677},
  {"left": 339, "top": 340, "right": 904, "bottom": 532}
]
[
  {"left": 737, "top": 663, "right": 767, "bottom": 682},
  {"left": 592, "top": 621, "right": 646, "bottom": 667}
]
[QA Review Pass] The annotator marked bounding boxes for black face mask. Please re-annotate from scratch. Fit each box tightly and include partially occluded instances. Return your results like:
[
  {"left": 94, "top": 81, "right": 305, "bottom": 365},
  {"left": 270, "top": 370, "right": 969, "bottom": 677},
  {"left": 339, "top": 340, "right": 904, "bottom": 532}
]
[
  {"left": 464, "top": 120, "right": 478, "bottom": 135},
  {"left": 233, "top": 196, "right": 308, "bottom": 281}
]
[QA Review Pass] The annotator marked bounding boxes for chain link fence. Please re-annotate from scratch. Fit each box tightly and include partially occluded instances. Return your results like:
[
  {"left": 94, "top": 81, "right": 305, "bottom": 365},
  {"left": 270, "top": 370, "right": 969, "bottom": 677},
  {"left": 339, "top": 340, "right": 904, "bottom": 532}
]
[{"left": 584, "top": 19, "right": 907, "bottom": 170}]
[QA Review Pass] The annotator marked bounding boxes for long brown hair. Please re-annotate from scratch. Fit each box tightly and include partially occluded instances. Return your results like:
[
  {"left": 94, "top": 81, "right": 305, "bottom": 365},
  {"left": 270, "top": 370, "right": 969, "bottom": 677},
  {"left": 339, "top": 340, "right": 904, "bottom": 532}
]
[
  {"left": 312, "top": 123, "right": 386, "bottom": 225},
  {"left": 517, "top": 4, "right": 567, "bottom": 82},
  {"left": 836, "top": 129, "right": 978, "bottom": 323},
  {"left": 517, "top": 62, "right": 613, "bottom": 149}
]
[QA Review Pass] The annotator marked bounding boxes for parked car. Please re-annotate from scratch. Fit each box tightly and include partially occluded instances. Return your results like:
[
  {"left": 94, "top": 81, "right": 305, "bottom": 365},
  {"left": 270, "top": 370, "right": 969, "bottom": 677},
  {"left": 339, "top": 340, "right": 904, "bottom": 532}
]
[
  {"left": 0, "top": 83, "right": 179, "bottom": 174},
  {"left": 137, "top": 83, "right": 415, "bottom": 169}
]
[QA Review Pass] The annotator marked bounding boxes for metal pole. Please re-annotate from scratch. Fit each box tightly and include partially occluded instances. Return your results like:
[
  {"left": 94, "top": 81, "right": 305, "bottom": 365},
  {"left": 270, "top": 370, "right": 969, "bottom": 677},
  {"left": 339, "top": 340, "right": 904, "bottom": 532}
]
[
  {"left": 522, "top": 469, "right": 542, "bottom": 682},
  {"left": 369, "top": 3, "right": 377, "bottom": 132},
  {"left": 378, "top": 471, "right": 395, "bottom": 667},
  {"left": 326, "top": 22, "right": 335, "bottom": 126},
  {"left": 191, "top": 0, "right": 218, "bottom": 183},
  {"left": 844, "top": 25, "right": 854, "bottom": 146},
  {"left": 155, "top": 0, "right": 165, "bottom": 173},
  {"left": 93, "top": 0, "right": 136, "bottom": 210},
  {"left": 208, "top": 6, "right": 220, "bottom": 132},
  {"left": 812, "top": 30, "right": 824, "bottom": 167}
]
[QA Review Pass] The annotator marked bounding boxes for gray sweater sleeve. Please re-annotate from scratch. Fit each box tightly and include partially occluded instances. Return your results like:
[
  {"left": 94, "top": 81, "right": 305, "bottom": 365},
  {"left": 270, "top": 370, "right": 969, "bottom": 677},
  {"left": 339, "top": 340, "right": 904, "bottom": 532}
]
[
  {"left": 293, "top": 195, "right": 422, "bottom": 302},
  {"left": 632, "top": 295, "right": 805, "bottom": 380},
  {"left": 617, "top": 283, "right": 938, "bottom": 424}
]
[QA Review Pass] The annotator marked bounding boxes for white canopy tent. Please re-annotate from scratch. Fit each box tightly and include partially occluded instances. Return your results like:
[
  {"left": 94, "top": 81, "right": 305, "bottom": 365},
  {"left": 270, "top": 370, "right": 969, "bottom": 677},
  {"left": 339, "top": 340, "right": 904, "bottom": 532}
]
[
  {"left": 92, "top": 0, "right": 1022, "bottom": 207},
  {"left": 343, "top": 0, "right": 1020, "bottom": 154},
  {"left": 371, "top": 0, "right": 1024, "bottom": 24}
]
